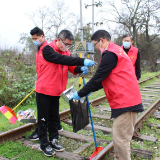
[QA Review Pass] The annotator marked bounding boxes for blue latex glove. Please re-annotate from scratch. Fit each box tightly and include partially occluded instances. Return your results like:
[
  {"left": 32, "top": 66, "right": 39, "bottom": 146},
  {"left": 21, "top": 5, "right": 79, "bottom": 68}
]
[
  {"left": 69, "top": 92, "right": 81, "bottom": 100},
  {"left": 84, "top": 59, "right": 95, "bottom": 67},
  {"left": 69, "top": 92, "right": 92, "bottom": 100},
  {"left": 81, "top": 66, "right": 88, "bottom": 74},
  {"left": 35, "top": 85, "right": 36, "bottom": 90}
]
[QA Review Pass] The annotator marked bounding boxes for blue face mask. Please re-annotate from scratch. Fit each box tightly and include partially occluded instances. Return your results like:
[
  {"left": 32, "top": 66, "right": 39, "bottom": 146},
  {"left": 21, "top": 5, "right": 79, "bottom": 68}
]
[
  {"left": 33, "top": 40, "right": 42, "bottom": 46},
  {"left": 123, "top": 42, "right": 131, "bottom": 48}
]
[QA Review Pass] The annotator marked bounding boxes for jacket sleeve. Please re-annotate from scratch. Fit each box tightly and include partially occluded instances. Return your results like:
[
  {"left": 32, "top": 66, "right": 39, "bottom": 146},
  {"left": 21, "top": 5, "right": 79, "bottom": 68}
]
[
  {"left": 135, "top": 50, "right": 141, "bottom": 80},
  {"left": 68, "top": 66, "right": 83, "bottom": 75},
  {"left": 78, "top": 51, "right": 118, "bottom": 97},
  {"left": 42, "top": 45, "right": 85, "bottom": 66}
]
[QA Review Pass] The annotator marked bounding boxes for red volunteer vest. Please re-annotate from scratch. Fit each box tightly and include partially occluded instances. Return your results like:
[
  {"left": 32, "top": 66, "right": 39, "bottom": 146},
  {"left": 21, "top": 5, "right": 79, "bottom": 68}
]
[
  {"left": 121, "top": 44, "right": 138, "bottom": 72},
  {"left": 102, "top": 42, "right": 142, "bottom": 109},
  {"left": 36, "top": 40, "right": 76, "bottom": 96}
]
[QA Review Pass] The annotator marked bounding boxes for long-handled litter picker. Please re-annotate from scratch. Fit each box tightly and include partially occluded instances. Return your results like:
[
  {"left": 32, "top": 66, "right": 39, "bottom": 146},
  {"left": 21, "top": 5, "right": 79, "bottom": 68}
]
[
  {"left": 82, "top": 77, "right": 104, "bottom": 160},
  {"left": 0, "top": 89, "right": 35, "bottom": 124}
]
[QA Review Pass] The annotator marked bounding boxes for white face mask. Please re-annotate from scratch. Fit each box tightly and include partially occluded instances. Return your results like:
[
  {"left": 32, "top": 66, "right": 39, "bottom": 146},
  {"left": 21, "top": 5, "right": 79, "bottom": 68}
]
[
  {"left": 60, "top": 46, "right": 68, "bottom": 52},
  {"left": 100, "top": 41, "right": 105, "bottom": 54},
  {"left": 123, "top": 42, "right": 131, "bottom": 48},
  {"left": 59, "top": 39, "right": 70, "bottom": 52}
]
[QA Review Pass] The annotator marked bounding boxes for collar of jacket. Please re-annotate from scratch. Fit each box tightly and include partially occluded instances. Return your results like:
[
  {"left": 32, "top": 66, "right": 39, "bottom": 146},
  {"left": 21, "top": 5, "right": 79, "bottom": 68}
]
[
  {"left": 37, "top": 40, "right": 47, "bottom": 51},
  {"left": 122, "top": 44, "right": 134, "bottom": 52},
  {"left": 50, "top": 39, "right": 61, "bottom": 52}
]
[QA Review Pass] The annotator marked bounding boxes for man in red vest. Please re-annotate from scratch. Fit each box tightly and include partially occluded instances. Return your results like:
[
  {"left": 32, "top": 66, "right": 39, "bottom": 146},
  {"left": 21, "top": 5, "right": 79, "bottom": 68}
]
[
  {"left": 70, "top": 30, "right": 144, "bottom": 160},
  {"left": 122, "top": 34, "right": 141, "bottom": 81},
  {"left": 30, "top": 28, "right": 94, "bottom": 157},
  {"left": 27, "top": 27, "right": 63, "bottom": 141}
]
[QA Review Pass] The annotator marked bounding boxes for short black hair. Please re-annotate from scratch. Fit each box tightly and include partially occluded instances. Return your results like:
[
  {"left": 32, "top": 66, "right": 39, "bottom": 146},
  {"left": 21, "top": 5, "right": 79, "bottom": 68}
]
[
  {"left": 30, "top": 27, "right": 44, "bottom": 36},
  {"left": 58, "top": 30, "right": 74, "bottom": 41},
  {"left": 123, "top": 34, "right": 133, "bottom": 41},
  {"left": 91, "top": 30, "right": 111, "bottom": 41}
]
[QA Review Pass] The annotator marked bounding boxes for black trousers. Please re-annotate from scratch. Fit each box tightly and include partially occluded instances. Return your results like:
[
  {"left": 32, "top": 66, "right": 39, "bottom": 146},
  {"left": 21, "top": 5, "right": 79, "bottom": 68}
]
[
  {"left": 34, "top": 114, "right": 61, "bottom": 134},
  {"left": 36, "top": 92, "right": 60, "bottom": 149}
]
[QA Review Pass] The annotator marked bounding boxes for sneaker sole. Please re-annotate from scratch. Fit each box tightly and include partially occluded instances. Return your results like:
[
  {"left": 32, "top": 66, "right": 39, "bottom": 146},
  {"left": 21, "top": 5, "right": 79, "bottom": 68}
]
[
  {"left": 58, "top": 129, "right": 63, "bottom": 132},
  {"left": 39, "top": 147, "right": 55, "bottom": 156},
  {"left": 28, "top": 138, "right": 39, "bottom": 141},
  {"left": 53, "top": 148, "right": 65, "bottom": 152}
]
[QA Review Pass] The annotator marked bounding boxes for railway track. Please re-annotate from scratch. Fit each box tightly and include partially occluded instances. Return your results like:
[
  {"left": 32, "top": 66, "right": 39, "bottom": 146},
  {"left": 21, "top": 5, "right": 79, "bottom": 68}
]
[{"left": 1, "top": 74, "right": 160, "bottom": 160}]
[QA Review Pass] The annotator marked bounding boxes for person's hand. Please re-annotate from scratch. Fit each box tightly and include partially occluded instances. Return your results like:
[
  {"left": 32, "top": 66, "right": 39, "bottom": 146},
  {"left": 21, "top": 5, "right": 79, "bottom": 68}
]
[
  {"left": 81, "top": 67, "right": 88, "bottom": 74},
  {"left": 35, "top": 81, "right": 37, "bottom": 90},
  {"left": 84, "top": 59, "right": 95, "bottom": 67},
  {"left": 69, "top": 92, "right": 81, "bottom": 100}
]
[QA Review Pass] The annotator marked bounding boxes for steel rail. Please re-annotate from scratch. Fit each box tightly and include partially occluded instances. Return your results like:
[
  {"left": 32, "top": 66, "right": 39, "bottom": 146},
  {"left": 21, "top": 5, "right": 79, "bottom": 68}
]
[
  {"left": 0, "top": 109, "right": 71, "bottom": 142},
  {"left": 0, "top": 74, "right": 159, "bottom": 142},
  {"left": 92, "top": 97, "right": 160, "bottom": 160},
  {"left": 89, "top": 96, "right": 106, "bottom": 106},
  {"left": 0, "top": 73, "right": 160, "bottom": 158},
  {"left": 138, "top": 74, "right": 160, "bottom": 84}
]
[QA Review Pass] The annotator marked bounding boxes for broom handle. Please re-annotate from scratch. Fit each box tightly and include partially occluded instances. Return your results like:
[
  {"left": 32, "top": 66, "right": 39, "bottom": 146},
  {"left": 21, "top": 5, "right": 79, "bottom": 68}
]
[
  {"left": 82, "top": 77, "right": 97, "bottom": 147},
  {"left": 13, "top": 89, "right": 35, "bottom": 111}
]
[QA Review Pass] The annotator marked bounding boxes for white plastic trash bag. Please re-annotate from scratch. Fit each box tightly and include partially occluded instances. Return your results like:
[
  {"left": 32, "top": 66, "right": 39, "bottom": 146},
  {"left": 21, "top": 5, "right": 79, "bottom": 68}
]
[{"left": 17, "top": 108, "right": 36, "bottom": 121}]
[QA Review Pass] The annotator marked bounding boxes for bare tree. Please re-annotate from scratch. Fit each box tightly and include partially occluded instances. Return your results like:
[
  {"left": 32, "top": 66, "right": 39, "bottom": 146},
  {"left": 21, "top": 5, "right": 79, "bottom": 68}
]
[
  {"left": 19, "top": 33, "right": 37, "bottom": 65},
  {"left": 141, "top": 0, "right": 160, "bottom": 42},
  {"left": 102, "top": 0, "right": 160, "bottom": 46},
  {"left": 102, "top": 0, "right": 147, "bottom": 47},
  {"left": 100, "top": 0, "right": 160, "bottom": 71},
  {"left": 27, "top": 0, "right": 79, "bottom": 41},
  {"left": 48, "top": 0, "right": 80, "bottom": 38},
  {"left": 27, "top": 6, "right": 52, "bottom": 36}
]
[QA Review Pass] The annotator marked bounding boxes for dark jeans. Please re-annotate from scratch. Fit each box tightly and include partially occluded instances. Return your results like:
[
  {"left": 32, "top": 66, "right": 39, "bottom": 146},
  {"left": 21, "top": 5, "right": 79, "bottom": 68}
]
[{"left": 36, "top": 92, "right": 60, "bottom": 149}]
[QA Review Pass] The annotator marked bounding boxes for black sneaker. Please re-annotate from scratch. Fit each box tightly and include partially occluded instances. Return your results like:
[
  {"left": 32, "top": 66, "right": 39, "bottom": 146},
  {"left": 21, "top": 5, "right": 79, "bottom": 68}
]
[
  {"left": 40, "top": 145, "right": 55, "bottom": 156},
  {"left": 50, "top": 139, "right": 64, "bottom": 152},
  {"left": 27, "top": 132, "right": 39, "bottom": 140},
  {"left": 58, "top": 125, "right": 63, "bottom": 132}
]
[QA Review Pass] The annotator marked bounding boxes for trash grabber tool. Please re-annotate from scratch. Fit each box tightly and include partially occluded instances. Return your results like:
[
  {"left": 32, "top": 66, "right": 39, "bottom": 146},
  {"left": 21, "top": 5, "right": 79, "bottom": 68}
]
[{"left": 82, "top": 77, "right": 104, "bottom": 160}]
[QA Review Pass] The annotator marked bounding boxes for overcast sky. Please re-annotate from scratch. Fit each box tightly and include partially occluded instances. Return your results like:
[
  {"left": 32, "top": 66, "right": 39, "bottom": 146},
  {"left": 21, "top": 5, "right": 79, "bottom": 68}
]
[{"left": 0, "top": 0, "right": 118, "bottom": 50}]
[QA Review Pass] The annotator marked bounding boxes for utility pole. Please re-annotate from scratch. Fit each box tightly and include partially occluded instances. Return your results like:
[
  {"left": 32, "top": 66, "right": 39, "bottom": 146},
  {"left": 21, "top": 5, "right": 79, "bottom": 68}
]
[
  {"left": 92, "top": 0, "right": 94, "bottom": 34},
  {"left": 80, "top": 0, "right": 83, "bottom": 41},
  {"left": 85, "top": 1, "right": 102, "bottom": 35},
  {"left": 79, "top": 0, "right": 83, "bottom": 87}
]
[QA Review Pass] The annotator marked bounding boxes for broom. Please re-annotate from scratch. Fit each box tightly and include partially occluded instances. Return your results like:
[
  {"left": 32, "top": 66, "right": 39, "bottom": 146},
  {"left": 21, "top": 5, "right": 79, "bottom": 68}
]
[{"left": 0, "top": 89, "right": 35, "bottom": 124}]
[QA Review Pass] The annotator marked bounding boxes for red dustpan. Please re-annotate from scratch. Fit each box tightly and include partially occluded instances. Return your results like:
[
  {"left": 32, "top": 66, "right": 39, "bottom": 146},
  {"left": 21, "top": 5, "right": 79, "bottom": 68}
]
[
  {"left": 0, "top": 89, "right": 35, "bottom": 124},
  {"left": 0, "top": 106, "right": 17, "bottom": 124},
  {"left": 90, "top": 147, "right": 104, "bottom": 160}
]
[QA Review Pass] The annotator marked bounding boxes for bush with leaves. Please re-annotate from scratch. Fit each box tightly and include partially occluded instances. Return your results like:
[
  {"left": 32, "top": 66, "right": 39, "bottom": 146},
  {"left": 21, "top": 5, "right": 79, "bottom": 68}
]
[{"left": 0, "top": 49, "right": 36, "bottom": 108}]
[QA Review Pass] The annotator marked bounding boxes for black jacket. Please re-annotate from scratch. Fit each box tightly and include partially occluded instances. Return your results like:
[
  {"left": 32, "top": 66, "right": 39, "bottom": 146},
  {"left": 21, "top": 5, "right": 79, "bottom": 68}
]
[{"left": 42, "top": 45, "right": 84, "bottom": 73}]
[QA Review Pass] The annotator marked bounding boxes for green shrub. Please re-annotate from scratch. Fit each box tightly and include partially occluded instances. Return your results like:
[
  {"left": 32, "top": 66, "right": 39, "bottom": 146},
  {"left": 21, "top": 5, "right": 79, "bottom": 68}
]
[{"left": 0, "top": 51, "right": 36, "bottom": 108}]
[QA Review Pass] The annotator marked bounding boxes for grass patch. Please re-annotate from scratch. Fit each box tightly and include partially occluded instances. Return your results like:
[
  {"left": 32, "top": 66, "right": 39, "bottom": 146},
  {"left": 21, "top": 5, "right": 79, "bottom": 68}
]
[
  {"left": 148, "top": 117, "right": 160, "bottom": 124},
  {"left": 140, "top": 71, "right": 160, "bottom": 81},
  {"left": 140, "top": 121, "right": 160, "bottom": 139},
  {"left": 61, "top": 121, "right": 112, "bottom": 142},
  {"left": 58, "top": 135, "right": 86, "bottom": 152},
  {"left": 0, "top": 140, "right": 59, "bottom": 160},
  {"left": 139, "top": 77, "right": 158, "bottom": 88},
  {"left": 139, "top": 121, "right": 160, "bottom": 139},
  {"left": 92, "top": 117, "right": 113, "bottom": 128}
]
